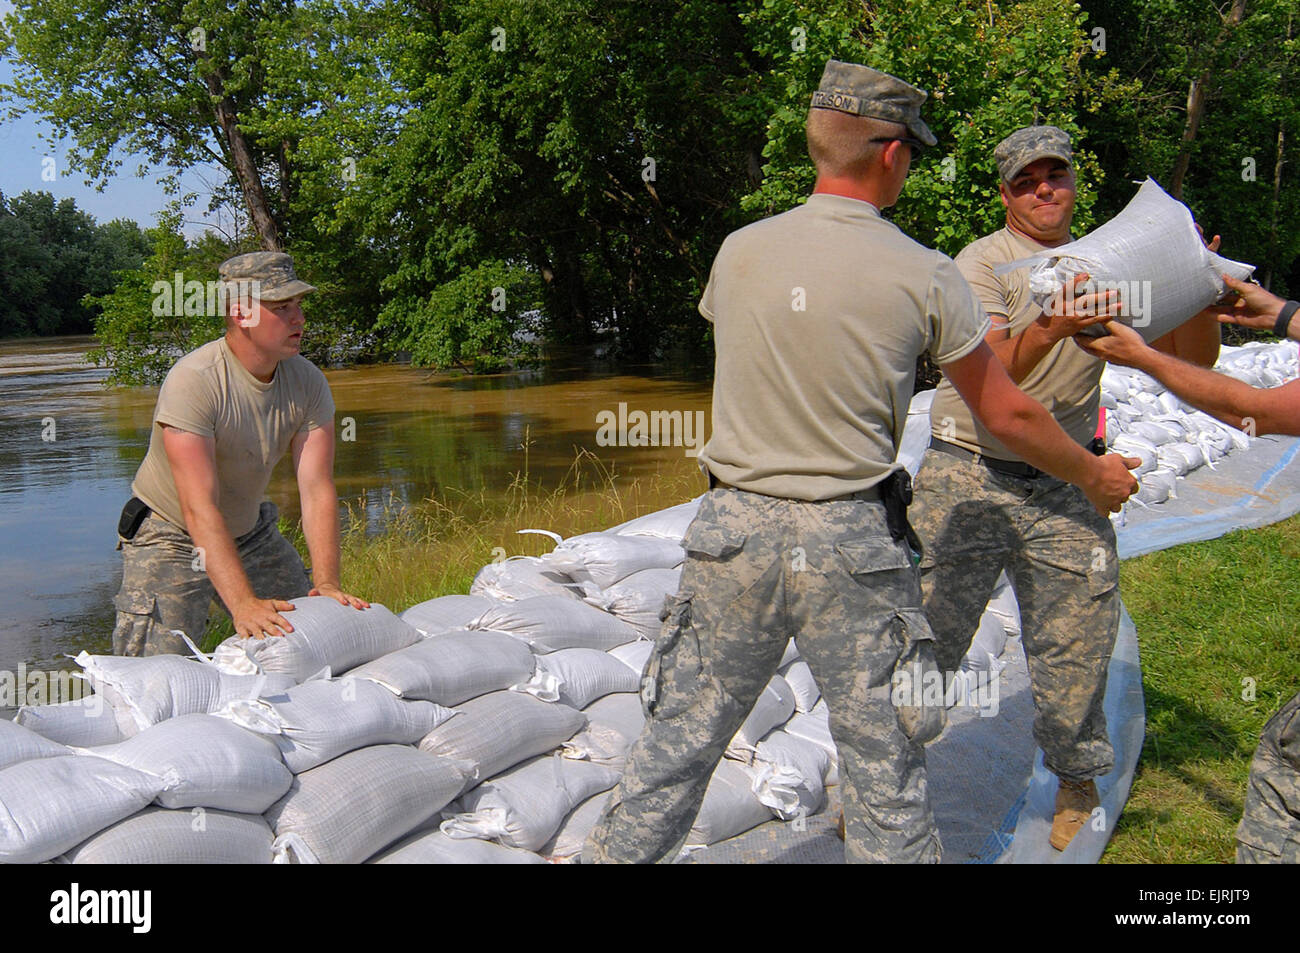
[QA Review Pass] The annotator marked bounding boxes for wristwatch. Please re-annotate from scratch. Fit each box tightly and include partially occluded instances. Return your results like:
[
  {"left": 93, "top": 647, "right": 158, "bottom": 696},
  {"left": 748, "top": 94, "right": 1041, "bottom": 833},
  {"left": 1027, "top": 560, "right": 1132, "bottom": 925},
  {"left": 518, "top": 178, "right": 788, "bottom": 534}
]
[{"left": 1275, "top": 300, "right": 1300, "bottom": 340}]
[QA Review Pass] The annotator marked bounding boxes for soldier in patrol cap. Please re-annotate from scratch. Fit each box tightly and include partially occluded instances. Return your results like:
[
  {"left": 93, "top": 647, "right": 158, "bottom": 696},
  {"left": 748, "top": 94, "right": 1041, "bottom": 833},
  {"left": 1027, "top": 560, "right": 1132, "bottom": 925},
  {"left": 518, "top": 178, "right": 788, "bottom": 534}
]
[
  {"left": 111, "top": 251, "right": 368, "bottom": 656},
  {"left": 910, "top": 123, "right": 1222, "bottom": 850},
  {"left": 583, "top": 62, "right": 1139, "bottom": 863}
]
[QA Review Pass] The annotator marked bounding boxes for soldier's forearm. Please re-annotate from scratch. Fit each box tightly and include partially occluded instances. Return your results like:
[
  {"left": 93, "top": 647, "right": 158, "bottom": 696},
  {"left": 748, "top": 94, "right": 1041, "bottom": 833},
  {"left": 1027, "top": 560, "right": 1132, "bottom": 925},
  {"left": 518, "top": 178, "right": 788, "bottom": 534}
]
[
  {"left": 181, "top": 506, "right": 257, "bottom": 609},
  {"left": 989, "top": 319, "right": 1056, "bottom": 384},
  {"left": 299, "top": 480, "right": 342, "bottom": 588}
]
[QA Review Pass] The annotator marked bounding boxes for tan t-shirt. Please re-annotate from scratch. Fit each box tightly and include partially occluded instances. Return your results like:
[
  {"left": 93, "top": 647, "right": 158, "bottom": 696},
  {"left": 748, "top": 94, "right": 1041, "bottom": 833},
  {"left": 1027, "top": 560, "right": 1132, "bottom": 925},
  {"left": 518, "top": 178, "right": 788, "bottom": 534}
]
[
  {"left": 132, "top": 337, "right": 335, "bottom": 537},
  {"left": 696, "top": 193, "right": 991, "bottom": 501},
  {"left": 930, "top": 226, "right": 1102, "bottom": 459}
]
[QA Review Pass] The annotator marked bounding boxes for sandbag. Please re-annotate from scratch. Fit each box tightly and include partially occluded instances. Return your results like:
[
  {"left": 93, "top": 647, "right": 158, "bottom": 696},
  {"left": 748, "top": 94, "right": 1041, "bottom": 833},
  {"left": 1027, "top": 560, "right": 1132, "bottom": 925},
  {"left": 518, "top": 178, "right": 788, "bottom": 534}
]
[
  {"left": 218, "top": 678, "right": 454, "bottom": 774},
  {"left": 608, "top": 640, "right": 653, "bottom": 675},
  {"left": 212, "top": 597, "right": 421, "bottom": 683},
  {"left": 779, "top": 659, "right": 821, "bottom": 714},
  {"left": 0, "top": 756, "right": 161, "bottom": 864},
  {"left": 61, "top": 807, "right": 273, "bottom": 864},
  {"left": 441, "top": 755, "right": 619, "bottom": 851},
  {"left": 418, "top": 691, "right": 586, "bottom": 789},
  {"left": 962, "top": 611, "right": 1009, "bottom": 675},
  {"left": 542, "top": 791, "right": 611, "bottom": 860},
  {"left": 783, "top": 700, "right": 840, "bottom": 786},
  {"left": 515, "top": 648, "right": 639, "bottom": 709},
  {"left": 985, "top": 571, "right": 1022, "bottom": 639},
  {"left": 346, "top": 630, "right": 535, "bottom": 705},
  {"left": 79, "top": 713, "right": 291, "bottom": 813},
  {"left": 74, "top": 652, "right": 294, "bottom": 736},
  {"left": 399, "top": 594, "right": 496, "bottom": 635},
  {"left": 0, "top": 717, "right": 68, "bottom": 770},
  {"left": 562, "top": 692, "right": 645, "bottom": 766},
  {"left": 609, "top": 498, "right": 702, "bottom": 540},
  {"left": 588, "top": 567, "right": 681, "bottom": 639},
  {"left": 687, "top": 759, "right": 772, "bottom": 846},
  {"left": 752, "top": 729, "right": 832, "bottom": 820},
  {"left": 545, "top": 533, "right": 684, "bottom": 590},
  {"left": 470, "top": 596, "right": 639, "bottom": 653},
  {"left": 470, "top": 557, "right": 583, "bottom": 602},
  {"left": 371, "top": 828, "right": 546, "bottom": 864},
  {"left": 1024, "top": 178, "right": 1254, "bottom": 342},
  {"left": 14, "top": 697, "right": 125, "bottom": 748},
  {"left": 266, "top": 745, "right": 470, "bottom": 864},
  {"left": 726, "top": 675, "right": 797, "bottom": 764}
]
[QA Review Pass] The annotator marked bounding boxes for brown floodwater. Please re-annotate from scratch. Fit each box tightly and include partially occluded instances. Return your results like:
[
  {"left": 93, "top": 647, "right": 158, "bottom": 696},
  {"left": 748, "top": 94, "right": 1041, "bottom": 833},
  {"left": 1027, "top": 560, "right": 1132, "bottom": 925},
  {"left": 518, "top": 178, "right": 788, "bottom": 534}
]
[{"left": 0, "top": 336, "right": 712, "bottom": 675}]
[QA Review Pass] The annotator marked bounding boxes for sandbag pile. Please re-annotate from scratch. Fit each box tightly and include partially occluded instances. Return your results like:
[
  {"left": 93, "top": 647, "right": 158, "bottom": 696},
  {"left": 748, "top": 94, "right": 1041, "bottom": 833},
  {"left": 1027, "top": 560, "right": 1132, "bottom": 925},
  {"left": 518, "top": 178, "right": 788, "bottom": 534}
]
[{"left": 1102, "top": 340, "right": 1299, "bottom": 506}]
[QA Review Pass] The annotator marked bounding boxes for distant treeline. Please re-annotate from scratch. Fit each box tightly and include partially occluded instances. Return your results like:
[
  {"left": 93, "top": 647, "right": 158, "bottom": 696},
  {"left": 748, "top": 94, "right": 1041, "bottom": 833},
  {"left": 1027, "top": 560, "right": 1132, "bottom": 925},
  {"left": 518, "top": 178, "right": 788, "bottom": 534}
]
[{"left": 2, "top": 1, "right": 1297, "bottom": 382}]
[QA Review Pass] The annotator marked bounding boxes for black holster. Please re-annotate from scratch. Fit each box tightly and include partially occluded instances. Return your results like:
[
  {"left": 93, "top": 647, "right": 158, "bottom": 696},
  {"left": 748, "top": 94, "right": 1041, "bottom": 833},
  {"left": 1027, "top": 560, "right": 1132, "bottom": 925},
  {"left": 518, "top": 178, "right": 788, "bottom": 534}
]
[{"left": 881, "top": 469, "right": 923, "bottom": 561}]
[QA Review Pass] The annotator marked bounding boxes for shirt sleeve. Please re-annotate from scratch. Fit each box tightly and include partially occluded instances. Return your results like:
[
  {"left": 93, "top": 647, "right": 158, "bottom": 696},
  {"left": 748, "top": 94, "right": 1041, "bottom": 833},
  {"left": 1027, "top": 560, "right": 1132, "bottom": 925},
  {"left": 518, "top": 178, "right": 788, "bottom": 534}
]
[
  {"left": 927, "top": 253, "right": 994, "bottom": 365},
  {"left": 697, "top": 248, "right": 721, "bottom": 324},
  {"left": 152, "top": 363, "right": 218, "bottom": 438},
  {"left": 297, "top": 362, "right": 336, "bottom": 435},
  {"left": 954, "top": 244, "right": 1012, "bottom": 320}
]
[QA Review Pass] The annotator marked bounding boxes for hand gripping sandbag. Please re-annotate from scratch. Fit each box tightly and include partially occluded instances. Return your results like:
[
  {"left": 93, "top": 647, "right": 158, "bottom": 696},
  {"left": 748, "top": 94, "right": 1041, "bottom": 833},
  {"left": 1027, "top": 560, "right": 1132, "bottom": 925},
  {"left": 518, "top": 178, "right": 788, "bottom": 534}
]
[
  {"left": 0, "top": 756, "right": 162, "bottom": 864},
  {"left": 77, "top": 713, "right": 292, "bottom": 813},
  {"left": 62, "top": 807, "right": 274, "bottom": 864},
  {"left": 265, "top": 744, "right": 471, "bottom": 864},
  {"left": 211, "top": 597, "right": 421, "bottom": 683},
  {"left": 346, "top": 629, "right": 536, "bottom": 705},
  {"left": 1015, "top": 178, "right": 1254, "bottom": 342},
  {"left": 0, "top": 717, "right": 69, "bottom": 770},
  {"left": 217, "top": 677, "right": 455, "bottom": 774}
]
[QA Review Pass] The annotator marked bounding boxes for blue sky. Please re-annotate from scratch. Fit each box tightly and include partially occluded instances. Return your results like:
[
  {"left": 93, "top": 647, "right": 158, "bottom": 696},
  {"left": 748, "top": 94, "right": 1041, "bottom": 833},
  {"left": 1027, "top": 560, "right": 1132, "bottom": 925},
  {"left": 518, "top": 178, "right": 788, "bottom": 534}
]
[{"left": 0, "top": 0, "right": 228, "bottom": 238}]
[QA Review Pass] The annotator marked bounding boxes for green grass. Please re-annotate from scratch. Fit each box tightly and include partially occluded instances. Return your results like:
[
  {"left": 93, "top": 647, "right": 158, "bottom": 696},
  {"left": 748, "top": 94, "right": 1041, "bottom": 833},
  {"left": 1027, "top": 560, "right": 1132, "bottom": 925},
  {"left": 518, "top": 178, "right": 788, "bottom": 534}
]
[{"left": 1104, "top": 514, "right": 1300, "bottom": 863}]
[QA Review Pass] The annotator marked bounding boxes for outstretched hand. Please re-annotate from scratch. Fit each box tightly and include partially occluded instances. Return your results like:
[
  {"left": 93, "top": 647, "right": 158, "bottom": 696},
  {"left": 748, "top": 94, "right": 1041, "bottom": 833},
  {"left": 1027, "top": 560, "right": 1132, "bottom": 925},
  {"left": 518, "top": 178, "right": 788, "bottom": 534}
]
[
  {"left": 1209, "top": 274, "right": 1285, "bottom": 332},
  {"left": 1073, "top": 320, "right": 1153, "bottom": 369},
  {"left": 309, "top": 583, "right": 371, "bottom": 610}
]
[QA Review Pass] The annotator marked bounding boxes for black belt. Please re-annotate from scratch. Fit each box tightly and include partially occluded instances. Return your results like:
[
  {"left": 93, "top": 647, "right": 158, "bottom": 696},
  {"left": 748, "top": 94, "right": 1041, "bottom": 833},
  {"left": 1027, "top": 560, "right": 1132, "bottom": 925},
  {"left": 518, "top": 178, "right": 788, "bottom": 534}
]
[{"left": 929, "top": 438, "right": 1046, "bottom": 479}]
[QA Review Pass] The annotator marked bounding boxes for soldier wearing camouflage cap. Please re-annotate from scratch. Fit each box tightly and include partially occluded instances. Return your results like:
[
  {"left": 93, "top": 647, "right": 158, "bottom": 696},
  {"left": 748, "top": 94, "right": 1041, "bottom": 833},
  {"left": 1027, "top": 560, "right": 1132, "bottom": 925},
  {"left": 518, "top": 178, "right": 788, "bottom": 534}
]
[
  {"left": 111, "top": 251, "right": 368, "bottom": 657},
  {"left": 583, "top": 63, "right": 1138, "bottom": 864},
  {"left": 912, "top": 124, "right": 1221, "bottom": 850}
]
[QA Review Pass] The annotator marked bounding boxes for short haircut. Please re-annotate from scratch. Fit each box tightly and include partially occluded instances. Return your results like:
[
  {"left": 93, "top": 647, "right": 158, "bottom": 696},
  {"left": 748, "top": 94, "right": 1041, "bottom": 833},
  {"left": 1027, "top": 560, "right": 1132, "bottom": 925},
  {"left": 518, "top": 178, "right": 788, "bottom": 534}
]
[{"left": 805, "top": 108, "right": 909, "bottom": 178}]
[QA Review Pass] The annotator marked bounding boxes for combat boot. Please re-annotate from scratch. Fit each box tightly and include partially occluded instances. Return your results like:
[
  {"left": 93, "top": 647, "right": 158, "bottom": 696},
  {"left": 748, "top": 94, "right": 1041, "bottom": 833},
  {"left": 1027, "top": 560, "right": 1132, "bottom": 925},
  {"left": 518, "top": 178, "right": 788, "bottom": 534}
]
[{"left": 1050, "top": 777, "right": 1099, "bottom": 850}]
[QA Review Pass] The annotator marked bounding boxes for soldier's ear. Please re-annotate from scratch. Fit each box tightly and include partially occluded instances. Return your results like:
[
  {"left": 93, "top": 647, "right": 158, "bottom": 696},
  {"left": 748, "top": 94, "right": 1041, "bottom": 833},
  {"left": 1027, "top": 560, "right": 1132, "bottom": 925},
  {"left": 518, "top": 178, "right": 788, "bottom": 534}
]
[{"left": 998, "top": 182, "right": 1011, "bottom": 210}]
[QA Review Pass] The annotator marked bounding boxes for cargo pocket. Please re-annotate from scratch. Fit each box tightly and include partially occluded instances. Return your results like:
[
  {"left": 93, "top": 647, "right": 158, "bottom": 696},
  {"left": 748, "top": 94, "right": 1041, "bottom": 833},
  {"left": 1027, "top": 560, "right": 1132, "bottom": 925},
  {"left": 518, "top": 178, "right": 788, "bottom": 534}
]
[
  {"left": 889, "top": 607, "right": 947, "bottom": 745},
  {"left": 1235, "top": 815, "right": 1300, "bottom": 863},
  {"left": 1086, "top": 550, "right": 1119, "bottom": 599},
  {"left": 111, "top": 589, "right": 157, "bottom": 658},
  {"left": 641, "top": 590, "right": 696, "bottom": 720},
  {"left": 681, "top": 520, "right": 747, "bottom": 560},
  {"left": 836, "top": 535, "right": 913, "bottom": 575}
]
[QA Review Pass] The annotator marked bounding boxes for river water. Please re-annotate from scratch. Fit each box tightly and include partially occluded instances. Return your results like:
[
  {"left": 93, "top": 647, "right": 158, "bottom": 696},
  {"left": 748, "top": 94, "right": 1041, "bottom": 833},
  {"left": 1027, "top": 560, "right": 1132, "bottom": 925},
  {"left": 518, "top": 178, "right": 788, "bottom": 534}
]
[{"left": 0, "top": 337, "right": 712, "bottom": 673}]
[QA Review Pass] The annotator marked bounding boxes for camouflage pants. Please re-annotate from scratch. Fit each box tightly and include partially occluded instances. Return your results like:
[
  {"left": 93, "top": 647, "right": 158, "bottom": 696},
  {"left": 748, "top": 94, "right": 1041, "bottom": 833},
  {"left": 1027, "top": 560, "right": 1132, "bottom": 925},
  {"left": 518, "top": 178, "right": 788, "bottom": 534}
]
[
  {"left": 584, "top": 486, "right": 943, "bottom": 864},
  {"left": 1236, "top": 689, "right": 1300, "bottom": 863},
  {"left": 112, "top": 501, "right": 311, "bottom": 656},
  {"left": 910, "top": 448, "right": 1119, "bottom": 782}
]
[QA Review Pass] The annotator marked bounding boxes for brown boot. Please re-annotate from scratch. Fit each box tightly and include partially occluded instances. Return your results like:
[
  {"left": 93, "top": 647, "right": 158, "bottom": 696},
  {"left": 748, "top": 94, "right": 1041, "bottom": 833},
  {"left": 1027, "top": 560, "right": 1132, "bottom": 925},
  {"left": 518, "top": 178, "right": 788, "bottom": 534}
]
[
  {"left": 1050, "top": 777, "right": 1099, "bottom": 851},
  {"left": 836, "top": 810, "right": 845, "bottom": 841}
]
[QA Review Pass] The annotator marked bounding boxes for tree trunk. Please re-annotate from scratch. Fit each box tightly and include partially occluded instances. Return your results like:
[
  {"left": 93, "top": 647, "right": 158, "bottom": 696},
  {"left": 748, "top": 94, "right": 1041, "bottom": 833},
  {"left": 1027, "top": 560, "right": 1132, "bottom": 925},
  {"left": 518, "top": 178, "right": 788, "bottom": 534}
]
[{"left": 1169, "top": 0, "right": 1248, "bottom": 199}]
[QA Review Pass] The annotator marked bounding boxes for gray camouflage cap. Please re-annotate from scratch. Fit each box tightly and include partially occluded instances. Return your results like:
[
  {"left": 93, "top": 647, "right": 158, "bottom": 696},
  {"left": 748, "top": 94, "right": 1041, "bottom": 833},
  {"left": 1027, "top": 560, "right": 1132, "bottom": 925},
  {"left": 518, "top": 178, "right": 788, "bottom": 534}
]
[
  {"left": 218, "top": 252, "right": 316, "bottom": 301},
  {"left": 810, "top": 59, "right": 937, "bottom": 148},
  {"left": 994, "top": 125, "right": 1073, "bottom": 182}
]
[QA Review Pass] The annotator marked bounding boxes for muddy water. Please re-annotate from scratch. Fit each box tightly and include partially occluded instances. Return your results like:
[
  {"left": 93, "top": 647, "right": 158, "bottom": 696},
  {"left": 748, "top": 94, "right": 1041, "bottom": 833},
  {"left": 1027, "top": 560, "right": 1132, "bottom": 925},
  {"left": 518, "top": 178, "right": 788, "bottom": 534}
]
[{"left": 0, "top": 337, "right": 711, "bottom": 673}]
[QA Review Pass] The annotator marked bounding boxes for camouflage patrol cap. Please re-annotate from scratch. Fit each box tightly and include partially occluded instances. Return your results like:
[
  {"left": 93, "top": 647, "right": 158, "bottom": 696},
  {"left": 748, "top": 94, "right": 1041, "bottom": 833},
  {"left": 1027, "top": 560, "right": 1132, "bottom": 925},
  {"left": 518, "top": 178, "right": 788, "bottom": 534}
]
[
  {"left": 994, "top": 125, "right": 1073, "bottom": 182},
  {"left": 810, "top": 59, "right": 937, "bottom": 148},
  {"left": 218, "top": 252, "right": 316, "bottom": 301}
]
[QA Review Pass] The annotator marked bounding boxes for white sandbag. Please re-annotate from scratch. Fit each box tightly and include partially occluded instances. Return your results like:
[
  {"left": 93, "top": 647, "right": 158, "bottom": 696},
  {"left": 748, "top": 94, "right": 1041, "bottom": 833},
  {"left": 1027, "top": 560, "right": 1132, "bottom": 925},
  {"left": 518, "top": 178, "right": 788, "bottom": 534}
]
[
  {"left": 266, "top": 745, "right": 470, "bottom": 864},
  {"left": 517, "top": 648, "right": 639, "bottom": 709},
  {"left": 212, "top": 597, "right": 420, "bottom": 683},
  {"left": 1024, "top": 178, "right": 1254, "bottom": 342},
  {"left": 470, "top": 556, "right": 584, "bottom": 602},
  {"left": 218, "top": 678, "right": 454, "bottom": 774},
  {"left": 74, "top": 652, "right": 294, "bottom": 736},
  {"left": 687, "top": 759, "right": 772, "bottom": 846},
  {"left": 1157, "top": 441, "right": 1205, "bottom": 476},
  {"left": 778, "top": 659, "right": 820, "bottom": 714},
  {"left": 545, "top": 533, "right": 684, "bottom": 590},
  {"left": 562, "top": 692, "right": 645, "bottom": 767},
  {"left": 370, "top": 828, "right": 546, "bottom": 864},
  {"left": 780, "top": 639, "right": 800, "bottom": 667},
  {"left": 441, "top": 755, "right": 619, "bottom": 851},
  {"left": 752, "top": 729, "right": 832, "bottom": 820},
  {"left": 14, "top": 697, "right": 125, "bottom": 748},
  {"left": 1135, "top": 468, "right": 1179, "bottom": 505},
  {"left": 542, "top": 791, "right": 611, "bottom": 860},
  {"left": 399, "top": 594, "right": 496, "bottom": 635},
  {"left": 726, "top": 675, "right": 797, "bottom": 764},
  {"left": 0, "top": 717, "right": 68, "bottom": 769},
  {"left": 609, "top": 498, "right": 702, "bottom": 540},
  {"left": 418, "top": 691, "right": 587, "bottom": 789},
  {"left": 470, "top": 595, "right": 639, "bottom": 653},
  {"left": 79, "top": 714, "right": 291, "bottom": 813},
  {"left": 985, "top": 571, "right": 1021, "bottom": 638},
  {"left": 589, "top": 567, "right": 681, "bottom": 639},
  {"left": 62, "top": 807, "right": 274, "bottom": 864},
  {"left": 784, "top": 700, "right": 840, "bottom": 786},
  {"left": 963, "top": 611, "right": 1009, "bottom": 674},
  {"left": 1126, "top": 419, "right": 1181, "bottom": 446},
  {"left": 0, "top": 756, "right": 161, "bottom": 863},
  {"left": 1110, "top": 436, "right": 1158, "bottom": 477},
  {"left": 346, "top": 630, "right": 535, "bottom": 705},
  {"left": 609, "top": 640, "right": 653, "bottom": 675}
]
